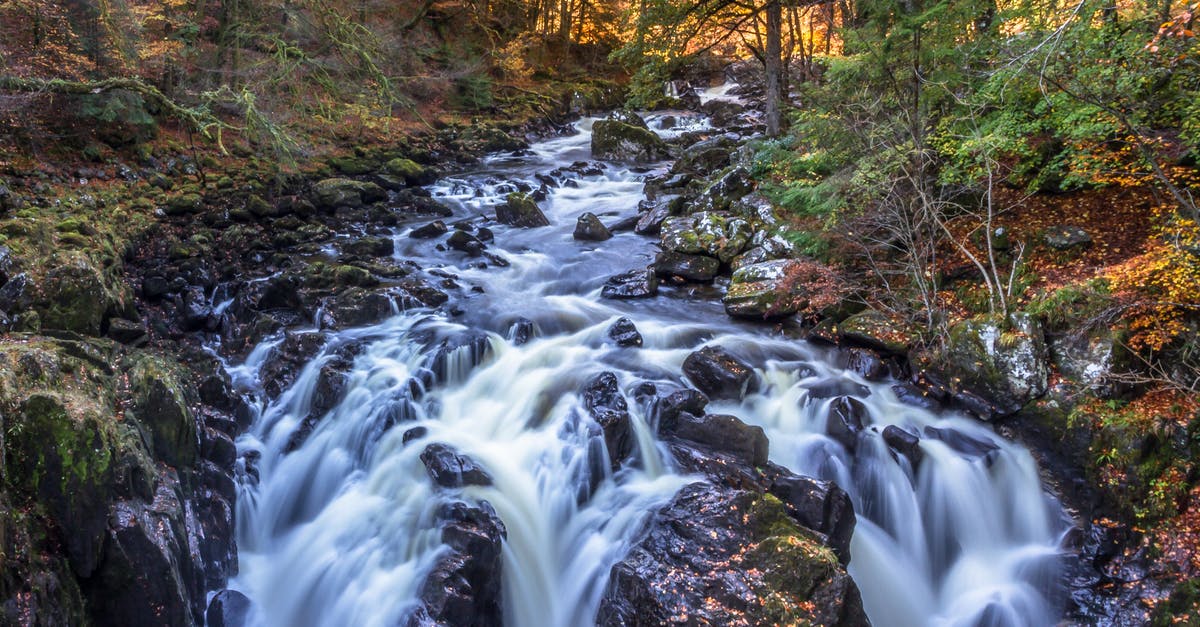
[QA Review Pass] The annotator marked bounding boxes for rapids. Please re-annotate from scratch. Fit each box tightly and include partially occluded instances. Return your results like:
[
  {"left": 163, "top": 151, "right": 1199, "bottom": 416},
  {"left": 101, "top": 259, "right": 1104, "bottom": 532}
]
[{"left": 221, "top": 103, "right": 1068, "bottom": 627}]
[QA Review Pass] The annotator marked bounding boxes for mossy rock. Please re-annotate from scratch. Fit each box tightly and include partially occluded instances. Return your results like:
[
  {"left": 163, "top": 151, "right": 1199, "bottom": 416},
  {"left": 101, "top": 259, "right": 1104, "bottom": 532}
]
[
  {"left": 939, "top": 312, "right": 1050, "bottom": 418},
  {"left": 328, "top": 155, "right": 377, "bottom": 176},
  {"left": 126, "top": 354, "right": 197, "bottom": 469},
  {"left": 310, "top": 178, "right": 386, "bottom": 211},
  {"left": 383, "top": 158, "right": 435, "bottom": 185},
  {"left": 162, "top": 193, "right": 203, "bottom": 216},
  {"left": 660, "top": 211, "right": 752, "bottom": 263},
  {"left": 496, "top": 192, "right": 550, "bottom": 228},
  {"left": 723, "top": 259, "right": 810, "bottom": 319},
  {"left": 839, "top": 310, "right": 915, "bottom": 355},
  {"left": 36, "top": 258, "right": 113, "bottom": 336},
  {"left": 591, "top": 119, "right": 669, "bottom": 163}
]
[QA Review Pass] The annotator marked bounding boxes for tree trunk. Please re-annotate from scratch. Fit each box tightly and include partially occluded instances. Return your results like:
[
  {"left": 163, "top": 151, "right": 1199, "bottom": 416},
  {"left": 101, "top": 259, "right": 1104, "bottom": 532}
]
[{"left": 765, "top": 0, "right": 783, "bottom": 137}]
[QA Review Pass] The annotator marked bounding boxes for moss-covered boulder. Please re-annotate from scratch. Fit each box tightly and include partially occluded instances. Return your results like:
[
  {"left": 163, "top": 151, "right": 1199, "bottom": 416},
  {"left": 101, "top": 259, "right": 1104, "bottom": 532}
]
[
  {"left": 723, "top": 259, "right": 811, "bottom": 319},
  {"left": 310, "top": 178, "right": 387, "bottom": 211},
  {"left": 591, "top": 119, "right": 669, "bottom": 163},
  {"left": 37, "top": 257, "right": 114, "bottom": 335},
  {"left": 383, "top": 158, "right": 436, "bottom": 186},
  {"left": 839, "top": 310, "right": 915, "bottom": 355},
  {"left": 496, "top": 192, "right": 550, "bottom": 228},
  {"left": 660, "top": 211, "right": 752, "bottom": 263},
  {"left": 936, "top": 313, "right": 1050, "bottom": 418},
  {"left": 162, "top": 192, "right": 203, "bottom": 216},
  {"left": 127, "top": 354, "right": 198, "bottom": 468}
]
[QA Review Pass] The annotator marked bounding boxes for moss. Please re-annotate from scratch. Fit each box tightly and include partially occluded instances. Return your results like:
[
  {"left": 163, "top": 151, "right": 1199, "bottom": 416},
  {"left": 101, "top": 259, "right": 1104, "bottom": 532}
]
[
  {"left": 126, "top": 353, "right": 198, "bottom": 469},
  {"left": 744, "top": 494, "right": 840, "bottom": 626},
  {"left": 384, "top": 157, "right": 428, "bottom": 184}
]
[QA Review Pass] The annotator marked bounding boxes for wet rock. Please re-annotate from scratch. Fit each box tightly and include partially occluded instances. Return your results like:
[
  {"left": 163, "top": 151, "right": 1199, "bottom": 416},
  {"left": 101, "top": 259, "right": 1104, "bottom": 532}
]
[
  {"left": 128, "top": 355, "right": 198, "bottom": 469},
  {"left": 591, "top": 119, "right": 669, "bottom": 163},
  {"left": 668, "top": 412, "right": 768, "bottom": 467},
  {"left": 839, "top": 310, "right": 913, "bottom": 355},
  {"left": 325, "top": 288, "right": 395, "bottom": 328},
  {"left": 672, "top": 137, "right": 735, "bottom": 175},
  {"left": 601, "top": 269, "right": 658, "bottom": 299},
  {"left": 573, "top": 212, "right": 612, "bottom": 241},
  {"left": 702, "top": 99, "right": 746, "bottom": 128},
  {"left": 1043, "top": 225, "right": 1092, "bottom": 250},
  {"left": 0, "top": 271, "right": 31, "bottom": 311},
  {"left": 691, "top": 166, "right": 755, "bottom": 214},
  {"left": 410, "top": 220, "right": 449, "bottom": 238},
  {"left": 826, "top": 396, "right": 868, "bottom": 452},
  {"left": 206, "top": 589, "right": 252, "bottom": 627},
  {"left": 844, "top": 348, "right": 887, "bottom": 381},
  {"left": 806, "top": 377, "right": 871, "bottom": 400},
  {"left": 597, "top": 483, "right": 866, "bottom": 627},
  {"left": 446, "top": 230, "right": 486, "bottom": 256},
  {"left": 882, "top": 425, "right": 923, "bottom": 471},
  {"left": 495, "top": 192, "right": 550, "bottom": 227},
  {"left": 891, "top": 383, "right": 941, "bottom": 411},
  {"left": 681, "top": 345, "right": 757, "bottom": 400},
  {"left": 660, "top": 211, "right": 751, "bottom": 263},
  {"left": 655, "top": 388, "right": 709, "bottom": 430},
  {"left": 723, "top": 259, "right": 810, "bottom": 319},
  {"left": 428, "top": 330, "right": 493, "bottom": 381},
  {"left": 508, "top": 317, "right": 535, "bottom": 345},
  {"left": 634, "top": 198, "right": 674, "bottom": 236},
  {"left": 607, "top": 110, "right": 649, "bottom": 129},
  {"left": 38, "top": 259, "right": 117, "bottom": 335},
  {"left": 653, "top": 251, "right": 720, "bottom": 282},
  {"left": 418, "top": 501, "right": 506, "bottom": 626},
  {"left": 582, "top": 372, "right": 635, "bottom": 467},
  {"left": 421, "top": 444, "right": 493, "bottom": 488},
  {"left": 768, "top": 475, "right": 857, "bottom": 564},
  {"left": 310, "top": 178, "right": 386, "bottom": 211},
  {"left": 606, "top": 317, "right": 643, "bottom": 347},
  {"left": 343, "top": 236, "right": 395, "bottom": 258},
  {"left": 923, "top": 426, "right": 1000, "bottom": 462},
  {"left": 608, "top": 215, "right": 640, "bottom": 232},
  {"left": 935, "top": 313, "right": 1049, "bottom": 418},
  {"left": 178, "top": 285, "right": 213, "bottom": 331},
  {"left": 106, "top": 318, "right": 149, "bottom": 346}
]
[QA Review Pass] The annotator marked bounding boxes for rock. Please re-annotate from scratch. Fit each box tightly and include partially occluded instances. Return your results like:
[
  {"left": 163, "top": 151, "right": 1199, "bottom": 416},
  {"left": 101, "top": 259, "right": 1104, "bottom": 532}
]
[
  {"left": 923, "top": 426, "right": 1000, "bottom": 462},
  {"left": 682, "top": 345, "right": 758, "bottom": 400},
  {"left": 882, "top": 425, "right": 923, "bottom": 471},
  {"left": 508, "top": 318, "right": 535, "bottom": 345},
  {"left": 178, "top": 285, "right": 213, "bottom": 331},
  {"left": 655, "top": 389, "right": 709, "bottom": 430},
  {"left": 447, "top": 230, "right": 486, "bottom": 256},
  {"left": 1049, "top": 328, "right": 1135, "bottom": 399},
  {"left": 397, "top": 277, "right": 450, "bottom": 307},
  {"left": 128, "top": 355, "right": 198, "bottom": 469},
  {"left": 653, "top": 251, "right": 720, "bottom": 282},
  {"left": 410, "top": 220, "right": 449, "bottom": 238},
  {"left": 582, "top": 372, "right": 635, "bottom": 467},
  {"left": 384, "top": 158, "right": 436, "bottom": 185},
  {"left": 1043, "top": 225, "right": 1092, "bottom": 250},
  {"left": 839, "top": 310, "right": 913, "bottom": 355},
  {"left": 420, "top": 444, "right": 493, "bottom": 488},
  {"left": 805, "top": 377, "right": 871, "bottom": 399},
  {"left": 606, "top": 317, "right": 643, "bottom": 347},
  {"left": 936, "top": 313, "right": 1049, "bottom": 418},
  {"left": 310, "top": 178, "right": 386, "bottom": 211},
  {"left": 343, "top": 236, "right": 394, "bottom": 257},
  {"left": 702, "top": 99, "right": 746, "bottom": 128},
  {"left": 607, "top": 110, "right": 649, "bottom": 128},
  {"left": 601, "top": 269, "right": 658, "bottom": 299},
  {"left": 163, "top": 192, "right": 203, "bottom": 216},
  {"left": 325, "top": 288, "right": 395, "bottom": 328},
  {"left": 891, "top": 383, "right": 942, "bottom": 411},
  {"left": 496, "top": 192, "right": 550, "bottom": 227},
  {"left": 691, "top": 166, "right": 754, "bottom": 213},
  {"left": 768, "top": 475, "right": 857, "bottom": 564},
  {"left": 660, "top": 211, "right": 751, "bottom": 263},
  {"left": 843, "top": 348, "right": 888, "bottom": 381},
  {"left": 0, "top": 271, "right": 31, "bottom": 312},
  {"left": 573, "top": 212, "right": 612, "bottom": 241},
  {"left": 590, "top": 119, "right": 669, "bottom": 163},
  {"left": 667, "top": 412, "right": 769, "bottom": 467},
  {"left": 608, "top": 215, "right": 640, "bottom": 232},
  {"left": 634, "top": 198, "right": 675, "bottom": 236},
  {"left": 597, "top": 484, "right": 866, "bottom": 627},
  {"left": 206, "top": 589, "right": 252, "bottom": 627},
  {"left": 825, "top": 396, "right": 868, "bottom": 452},
  {"left": 418, "top": 501, "right": 506, "bottom": 626},
  {"left": 107, "top": 318, "right": 148, "bottom": 346},
  {"left": 672, "top": 137, "right": 736, "bottom": 175},
  {"left": 38, "top": 259, "right": 116, "bottom": 335},
  {"left": 723, "top": 259, "right": 810, "bottom": 319}
]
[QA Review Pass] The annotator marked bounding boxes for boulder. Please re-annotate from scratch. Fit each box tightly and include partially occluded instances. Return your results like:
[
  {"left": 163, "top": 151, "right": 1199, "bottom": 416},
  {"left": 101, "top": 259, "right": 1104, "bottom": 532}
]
[
  {"left": 768, "top": 475, "right": 857, "bottom": 564},
  {"left": 573, "top": 212, "right": 612, "bottom": 241},
  {"left": 672, "top": 137, "right": 736, "bottom": 175},
  {"left": 206, "top": 590, "right": 252, "bottom": 627},
  {"left": 1049, "top": 327, "right": 1135, "bottom": 399},
  {"left": 839, "top": 310, "right": 914, "bottom": 355},
  {"left": 384, "top": 158, "right": 436, "bottom": 185},
  {"left": 446, "top": 230, "right": 486, "bottom": 256},
  {"left": 660, "top": 211, "right": 752, "bottom": 263},
  {"left": 655, "top": 389, "right": 709, "bottom": 430},
  {"left": 606, "top": 317, "right": 643, "bottom": 347},
  {"left": 128, "top": 356, "right": 198, "bottom": 469},
  {"left": 420, "top": 444, "right": 493, "bottom": 488},
  {"left": 38, "top": 258, "right": 117, "bottom": 335},
  {"left": 653, "top": 251, "right": 720, "bottom": 282},
  {"left": 681, "top": 345, "right": 758, "bottom": 400},
  {"left": 601, "top": 269, "right": 658, "bottom": 300},
  {"left": 825, "top": 396, "right": 868, "bottom": 452},
  {"left": 691, "top": 167, "right": 755, "bottom": 214},
  {"left": 667, "top": 412, "right": 768, "bottom": 467},
  {"left": 324, "top": 288, "right": 395, "bottom": 328},
  {"left": 1043, "top": 225, "right": 1092, "bottom": 250},
  {"left": 581, "top": 372, "right": 635, "bottom": 467},
  {"left": 496, "top": 192, "right": 550, "bottom": 228},
  {"left": 590, "top": 120, "right": 669, "bottom": 163},
  {"left": 937, "top": 313, "right": 1050, "bottom": 418},
  {"left": 418, "top": 501, "right": 506, "bottom": 626},
  {"left": 597, "top": 484, "right": 867, "bottom": 626},
  {"left": 723, "top": 259, "right": 810, "bottom": 319},
  {"left": 343, "top": 236, "right": 394, "bottom": 258},
  {"left": 634, "top": 198, "right": 675, "bottom": 236},
  {"left": 410, "top": 220, "right": 449, "bottom": 239},
  {"left": 882, "top": 425, "right": 924, "bottom": 471},
  {"left": 310, "top": 178, "right": 386, "bottom": 211}
]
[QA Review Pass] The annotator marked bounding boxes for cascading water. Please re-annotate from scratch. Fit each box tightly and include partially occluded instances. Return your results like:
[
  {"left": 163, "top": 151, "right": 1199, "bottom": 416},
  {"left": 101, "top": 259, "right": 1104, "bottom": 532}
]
[{"left": 224, "top": 97, "right": 1068, "bottom": 626}]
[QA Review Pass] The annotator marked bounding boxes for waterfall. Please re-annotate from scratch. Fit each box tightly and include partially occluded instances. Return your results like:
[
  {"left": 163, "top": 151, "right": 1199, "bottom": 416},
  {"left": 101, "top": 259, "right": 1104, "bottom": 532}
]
[{"left": 223, "top": 110, "right": 1067, "bottom": 626}]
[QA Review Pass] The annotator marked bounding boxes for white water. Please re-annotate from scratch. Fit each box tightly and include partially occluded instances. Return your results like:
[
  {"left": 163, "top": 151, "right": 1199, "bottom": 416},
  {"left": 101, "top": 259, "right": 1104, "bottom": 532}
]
[{"left": 224, "top": 109, "right": 1067, "bottom": 626}]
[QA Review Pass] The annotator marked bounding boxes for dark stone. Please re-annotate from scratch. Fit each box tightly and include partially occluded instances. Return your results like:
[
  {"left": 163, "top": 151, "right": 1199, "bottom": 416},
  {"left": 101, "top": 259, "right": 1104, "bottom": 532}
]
[
  {"left": 106, "top": 318, "right": 148, "bottom": 346},
  {"left": 398, "top": 277, "right": 450, "bottom": 308},
  {"left": 446, "top": 230, "right": 485, "bottom": 256},
  {"left": 573, "top": 212, "right": 613, "bottom": 241},
  {"left": 411, "top": 220, "right": 448, "bottom": 238},
  {"left": 844, "top": 348, "right": 887, "bottom": 381},
  {"left": 600, "top": 269, "right": 658, "bottom": 300},
  {"left": 420, "top": 444, "right": 493, "bottom": 488},
  {"left": 0, "top": 272, "right": 32, "bottom": 310},
  {"left": 1043, "top": 225, "right": 1092, "bottom": 250},
  {"left": 609, "top": 215, "right": 640, "bottom": 232},
  {"left": 891, "top": 383, "right": 941, "bottom": 411},
  {"left": 923, "top": 426, "right": 1000, "bottom": 462},
  {"left": 652, "top": 251, "right": 720, "bottom": 282},
  {"left": 343, "top": 236, "right": 394, "bottom": 257},
  {"left": 668, "top": 412, "right": 768, "bottom": 467},
  {"left": 769, "top": 475, "right": 857, "bottom": 564},
  {"left": 495, "top": 192, "right": 550, "bottom": 228},
  {"left": 418, "top": 501, "right": 506, "bottom": 626},
  {"left": 634, "top": 198, "right": 674, "bottom": 236},
  {"left": 805, "top": 377, "right": 871, "bottom": 400},
  {"left": 826, "top": 396, "right": 868, "bottom": 452},
  {"left": 508, "top": 318, "right": 535, "bottom": 345},
  {"left": 325, "top": 289, "right": 395, "bottom": 328},
  {"left": 403, "top": 426, "right": 428, "bottom": 444},
  {"left": 582, "top": 372, "right": 635, "bottom": 467},
  {"left": 606, "top": 317, "right": 642, "bottom": 347},
  {"left": 681, "top": 345, "right": 757, "bottom": 400},
  {"left": 178, "top": 286, "right": 212, "bottom": 331},
  {"left": 655, "top": 389, "right": 708, "bottom": 431},
  {"left": 206, "top": 589, "right": 252, "bottom": 627},
  {"left": 882, "top": 425, "right": 924, "bottom": 471}
]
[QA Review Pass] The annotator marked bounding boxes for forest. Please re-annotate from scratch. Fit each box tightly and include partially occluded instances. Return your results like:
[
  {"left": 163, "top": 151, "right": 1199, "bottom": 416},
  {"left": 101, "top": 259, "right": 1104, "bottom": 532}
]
[{"left": 1, "top": 0, "right": 1199, "bottom": 625}]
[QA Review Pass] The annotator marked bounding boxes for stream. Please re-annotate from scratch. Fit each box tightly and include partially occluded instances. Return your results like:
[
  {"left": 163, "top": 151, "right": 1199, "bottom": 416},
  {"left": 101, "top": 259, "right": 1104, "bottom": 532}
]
[{"left": 221, "top": 100, "right": 1070, "bottom": 626}]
